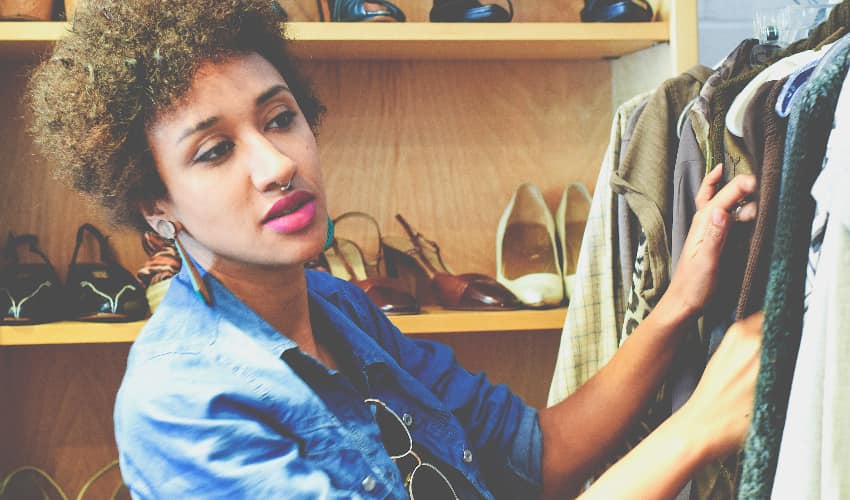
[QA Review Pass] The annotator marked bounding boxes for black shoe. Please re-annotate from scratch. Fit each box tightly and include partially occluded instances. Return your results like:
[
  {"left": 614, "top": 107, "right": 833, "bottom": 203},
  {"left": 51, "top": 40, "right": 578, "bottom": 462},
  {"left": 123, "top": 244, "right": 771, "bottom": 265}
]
[
  {"left": 317, "top": 0, "right": 406, "bottom": 22},
  {"left": 0, "top": 233, "right": 65, "bottom": 324},
  {"left": 430, "top": 0, "right": 513, "bottom": 22},
  {"left": 581, "top": 0, "right": 653, "bottom": 22},
  {"left": 67, "top": 224, "right": 148, "bottom": 322}
]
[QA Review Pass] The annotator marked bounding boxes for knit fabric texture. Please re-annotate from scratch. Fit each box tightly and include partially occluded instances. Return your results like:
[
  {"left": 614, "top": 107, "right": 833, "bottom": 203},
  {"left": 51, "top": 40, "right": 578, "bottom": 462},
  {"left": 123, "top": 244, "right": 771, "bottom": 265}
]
[
  {"left": 737, "top": 34, "right": 850, "bottom": 500},
  {"left": 737, "top": 78, "right": 789, "bottom": 319}
]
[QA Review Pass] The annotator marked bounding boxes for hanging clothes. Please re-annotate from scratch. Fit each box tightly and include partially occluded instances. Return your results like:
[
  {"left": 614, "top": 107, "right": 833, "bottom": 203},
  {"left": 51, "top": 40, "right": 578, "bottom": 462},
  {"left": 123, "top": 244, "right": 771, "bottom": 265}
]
[
  {"left": 547, "top": 92, "right": 648, "bottom": 404},
  {"left": 771, "top": 70, "right": 850, "bottom": 498},
  {"left": 611, "top": 65, "right": 713, "bottom": 323},
  {"left": 736, "top": 78, "right": 789, "bottom": 319},
  {"left": 738, "top": 32, "right": 850, "bottom": 500}
]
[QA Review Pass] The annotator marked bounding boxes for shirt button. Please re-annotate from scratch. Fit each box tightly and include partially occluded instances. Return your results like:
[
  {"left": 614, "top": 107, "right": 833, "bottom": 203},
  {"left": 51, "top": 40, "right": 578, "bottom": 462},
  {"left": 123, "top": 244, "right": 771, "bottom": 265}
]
[
  {"left": 362, "top": 475, "right": 377, "bottom": 492},
  {"left": 402, "top": 412, "right": 414, "bottom": 427},
  {"left": 462, "top": 449, "right": 473, "bottom": 463}
]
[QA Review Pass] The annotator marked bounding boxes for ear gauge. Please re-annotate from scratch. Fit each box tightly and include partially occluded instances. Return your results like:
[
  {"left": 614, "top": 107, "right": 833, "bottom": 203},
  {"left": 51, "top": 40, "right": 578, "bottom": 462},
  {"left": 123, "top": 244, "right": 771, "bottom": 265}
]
[{"left": 156, "top": 220, "right": 212, "bottom": 306}]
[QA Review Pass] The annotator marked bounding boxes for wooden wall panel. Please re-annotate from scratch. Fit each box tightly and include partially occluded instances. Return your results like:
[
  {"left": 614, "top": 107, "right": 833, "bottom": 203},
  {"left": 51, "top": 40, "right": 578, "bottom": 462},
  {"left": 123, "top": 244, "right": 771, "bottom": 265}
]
[
  {"left": 312, "top": 60, "right": 610, "bottom": 283},
  {"left": 1, "top": 344, "right": 129, "bottom": 496},
  {"left": 0, "top": 349, "right": 11, "bottom": 475}
]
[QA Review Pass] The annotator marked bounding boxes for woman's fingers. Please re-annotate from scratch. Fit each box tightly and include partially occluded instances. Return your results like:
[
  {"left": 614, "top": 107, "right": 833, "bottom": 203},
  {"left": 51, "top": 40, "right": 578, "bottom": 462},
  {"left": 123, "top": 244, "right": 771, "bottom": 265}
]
[
  {"left": 708, "top": 174, "right": 758, "bottom": 212},
  {"left": 695, "top": 164, "right": 724, "bottom": 210},
  {"left": 733, "top": 200, "right": 758, "bottom": 223}
]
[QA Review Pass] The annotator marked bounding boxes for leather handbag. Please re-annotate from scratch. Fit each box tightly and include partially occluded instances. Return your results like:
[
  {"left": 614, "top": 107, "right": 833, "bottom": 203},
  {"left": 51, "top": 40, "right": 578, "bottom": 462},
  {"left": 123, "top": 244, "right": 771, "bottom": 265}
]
[
  {"left": 67, "top": 224, "right": 148, "bottom": 322},
  {"left": 0, "top": 233, "right": 65, "bottom": 324}
]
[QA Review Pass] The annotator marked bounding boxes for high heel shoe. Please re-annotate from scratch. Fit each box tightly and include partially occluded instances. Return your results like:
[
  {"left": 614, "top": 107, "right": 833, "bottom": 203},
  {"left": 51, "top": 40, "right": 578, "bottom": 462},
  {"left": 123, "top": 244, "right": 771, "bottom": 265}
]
[
  {"left": 317, "top": 0, "right": 406, "bottom": 22},
  {"left": 323, "top": 212, "right": 419, "bottom": 315},
  {"left": 383, "top": 214, "right": 521, "bottom": 311},
  {"left": 496, "top": 183, "right": 564, "bottom": 308},
  {"left": 556, "top": 183, "right": 592, "bottom": 302}
]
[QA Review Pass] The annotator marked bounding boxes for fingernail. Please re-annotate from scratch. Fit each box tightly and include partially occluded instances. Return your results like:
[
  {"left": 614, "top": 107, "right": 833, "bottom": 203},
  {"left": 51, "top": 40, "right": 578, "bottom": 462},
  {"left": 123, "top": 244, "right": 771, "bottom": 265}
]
[{"left": 712, "top": 208, "right": 725, "bottom": 226}]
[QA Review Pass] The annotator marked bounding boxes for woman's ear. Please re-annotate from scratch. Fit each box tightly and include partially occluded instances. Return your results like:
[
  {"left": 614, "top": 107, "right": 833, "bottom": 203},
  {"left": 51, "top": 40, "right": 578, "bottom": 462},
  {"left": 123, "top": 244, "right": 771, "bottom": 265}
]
[{"left": 138, "top": 198, "right": 172, "bottom": 233}]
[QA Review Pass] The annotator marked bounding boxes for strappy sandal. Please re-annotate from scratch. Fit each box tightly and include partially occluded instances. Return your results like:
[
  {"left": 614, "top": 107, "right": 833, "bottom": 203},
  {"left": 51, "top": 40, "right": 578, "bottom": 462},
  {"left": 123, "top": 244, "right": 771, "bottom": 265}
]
[
  {"left": 67, "top": 224, "right": 148, "bottom": 322},
  {"left": 430, "top": 0, "right": 513, "bottom": 22},
  {"left": 0, "top": 233, "right": 65, "bottom": 324},
  {"left": 580, "top": 0, "right": 653, "bottom": 22},
  {"left": 383, "top": 214, "right": 522, "bottom": 311},
  {"left": 324, "top": 212, "right": 419, "bottom": 315},
  {"left": 317, "top": 0, "right": 406, "bottom": 22}
]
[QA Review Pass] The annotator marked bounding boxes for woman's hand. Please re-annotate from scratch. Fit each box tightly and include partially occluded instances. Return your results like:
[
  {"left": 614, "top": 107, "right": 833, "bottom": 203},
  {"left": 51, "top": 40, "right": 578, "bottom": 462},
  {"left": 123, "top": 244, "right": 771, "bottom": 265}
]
[
  {"left": 678, "top": 311, "right": 764, "bottom": 459},
  {"left": 662, "top": 164, "right": 758, "bottom": 318},
  {"left": 575, "top": 312, "right": 763, "bottom": 500}
]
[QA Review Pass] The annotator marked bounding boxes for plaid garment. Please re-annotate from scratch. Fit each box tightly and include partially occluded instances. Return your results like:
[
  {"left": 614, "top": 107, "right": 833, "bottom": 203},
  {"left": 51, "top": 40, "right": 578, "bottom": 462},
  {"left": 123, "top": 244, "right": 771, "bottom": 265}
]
[{"left": 547, "top": 92, "right": 650, "bottom": 405}]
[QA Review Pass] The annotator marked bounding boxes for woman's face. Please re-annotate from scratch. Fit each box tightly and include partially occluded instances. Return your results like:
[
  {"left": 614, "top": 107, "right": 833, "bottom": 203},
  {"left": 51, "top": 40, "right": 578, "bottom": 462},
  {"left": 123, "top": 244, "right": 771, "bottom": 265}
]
[{"left": 145, "top": 52, "right": 327, "bottom": 272}]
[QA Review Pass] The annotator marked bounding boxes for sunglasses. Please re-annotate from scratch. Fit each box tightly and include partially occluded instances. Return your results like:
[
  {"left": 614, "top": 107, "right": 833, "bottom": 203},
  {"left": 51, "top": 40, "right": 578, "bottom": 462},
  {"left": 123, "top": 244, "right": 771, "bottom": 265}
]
[{"left": 365, "top": 398, "right": 460, "bottom": 500}]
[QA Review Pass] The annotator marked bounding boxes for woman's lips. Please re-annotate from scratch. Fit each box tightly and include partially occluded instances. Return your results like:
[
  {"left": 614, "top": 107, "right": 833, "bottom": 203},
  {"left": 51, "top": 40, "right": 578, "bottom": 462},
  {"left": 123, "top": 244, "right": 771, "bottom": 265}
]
[{"left": 262, "top": 191, "right": 317, "bottom": 233}]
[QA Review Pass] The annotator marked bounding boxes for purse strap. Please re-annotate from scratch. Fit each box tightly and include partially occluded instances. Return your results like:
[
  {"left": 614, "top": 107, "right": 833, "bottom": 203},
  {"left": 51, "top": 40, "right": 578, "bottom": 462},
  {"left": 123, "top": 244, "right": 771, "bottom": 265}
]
[
  {"left": 70, "top": 223, "right": 112, "bottom": 266},
  {"left": 4, "top": 233, "right": 54, "bottom": 267}
]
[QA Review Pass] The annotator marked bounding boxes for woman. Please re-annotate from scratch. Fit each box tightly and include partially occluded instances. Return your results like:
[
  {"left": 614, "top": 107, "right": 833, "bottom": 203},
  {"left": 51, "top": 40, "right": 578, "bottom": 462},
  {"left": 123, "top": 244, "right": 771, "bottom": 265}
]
[{"left": 27, "top": 0, "right": 762, "bottom": 498}]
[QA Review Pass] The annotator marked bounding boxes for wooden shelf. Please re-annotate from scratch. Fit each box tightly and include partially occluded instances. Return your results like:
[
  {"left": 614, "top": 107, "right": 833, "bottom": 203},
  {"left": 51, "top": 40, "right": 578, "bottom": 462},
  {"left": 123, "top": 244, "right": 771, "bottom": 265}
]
[
  {"left": 0, "top": 320, "right": 144, "bottom": 346},
  {"left": 0, "top": 307, "right": 566, "bottom": 346},
  {"left": 0, "top": 21, "right": 669, "bottom": 61}
]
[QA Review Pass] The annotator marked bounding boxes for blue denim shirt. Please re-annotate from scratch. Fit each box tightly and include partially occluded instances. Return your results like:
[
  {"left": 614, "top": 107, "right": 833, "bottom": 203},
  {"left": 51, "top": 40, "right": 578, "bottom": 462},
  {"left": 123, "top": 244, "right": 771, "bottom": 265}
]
[{"left": 114, "top": 265, "right": 542, "bottom": 499}]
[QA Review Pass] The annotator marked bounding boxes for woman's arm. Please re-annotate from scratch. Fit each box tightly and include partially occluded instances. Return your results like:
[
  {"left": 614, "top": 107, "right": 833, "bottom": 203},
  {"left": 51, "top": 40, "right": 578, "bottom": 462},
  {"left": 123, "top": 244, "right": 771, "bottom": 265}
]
[
  {"left": 539, "top": 166, "right": 760, "bottom": 498},
  {"left": 578, "top": 312, "right": 763, "bottom": 500}
]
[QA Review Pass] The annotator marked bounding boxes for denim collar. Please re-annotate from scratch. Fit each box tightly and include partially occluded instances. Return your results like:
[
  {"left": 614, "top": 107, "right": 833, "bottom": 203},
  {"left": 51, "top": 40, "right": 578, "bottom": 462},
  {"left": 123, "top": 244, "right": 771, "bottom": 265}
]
[{"left": 174, "top": 261, "right": 388, "bottom": 376}]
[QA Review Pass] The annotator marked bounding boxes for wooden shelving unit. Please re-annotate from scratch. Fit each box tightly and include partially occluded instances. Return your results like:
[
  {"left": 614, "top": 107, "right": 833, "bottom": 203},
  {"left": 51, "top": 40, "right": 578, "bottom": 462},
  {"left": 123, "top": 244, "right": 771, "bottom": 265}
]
[
  {"left": 0, "top": 0, "right": 698, "bottom": 492},
  {"left": 0, "top": 306, "right": 566, "bottom": 345},
  {"left": 0, "top": 21, "right": 669, "bottom": 61}
]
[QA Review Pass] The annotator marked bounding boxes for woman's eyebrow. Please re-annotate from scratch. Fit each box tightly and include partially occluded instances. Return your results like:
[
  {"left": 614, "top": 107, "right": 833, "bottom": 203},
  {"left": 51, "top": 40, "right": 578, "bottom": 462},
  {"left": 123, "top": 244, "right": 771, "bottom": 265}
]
[
  {"left": 177, "top": 116, "right": 219, "bottom": 144},
  {"left": 256, "top": 84, "right": 292, "bottom": 107},
  {"left": 175, "top": 84, "right": 293, "bottom": 145}
]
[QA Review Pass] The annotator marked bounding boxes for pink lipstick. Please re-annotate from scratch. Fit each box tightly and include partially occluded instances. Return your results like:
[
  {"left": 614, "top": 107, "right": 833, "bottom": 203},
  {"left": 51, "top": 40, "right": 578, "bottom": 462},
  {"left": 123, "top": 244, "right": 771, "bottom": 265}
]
[{"left": 262, "top": 190, "right": 317, "bottom": 233}]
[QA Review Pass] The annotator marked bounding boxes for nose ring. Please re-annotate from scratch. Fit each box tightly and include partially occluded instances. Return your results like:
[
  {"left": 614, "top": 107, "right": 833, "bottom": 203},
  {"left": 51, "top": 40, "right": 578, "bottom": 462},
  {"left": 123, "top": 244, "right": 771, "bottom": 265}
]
[{"left": 280, "top": 174, "right": 295, "bottom": 192}]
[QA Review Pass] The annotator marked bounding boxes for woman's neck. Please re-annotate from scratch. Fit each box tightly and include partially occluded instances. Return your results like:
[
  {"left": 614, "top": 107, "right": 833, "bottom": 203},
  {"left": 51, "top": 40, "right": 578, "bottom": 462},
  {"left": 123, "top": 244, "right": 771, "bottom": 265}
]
[{"left": 210, "top": 261, "right": 336, "bottom": 368}]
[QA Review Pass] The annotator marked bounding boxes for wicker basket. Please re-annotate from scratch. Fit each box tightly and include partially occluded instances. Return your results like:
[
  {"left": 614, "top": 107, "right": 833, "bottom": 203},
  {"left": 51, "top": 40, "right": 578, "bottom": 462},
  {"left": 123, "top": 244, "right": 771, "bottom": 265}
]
[{"left": 0, "top": 0, "right": 54, "bottom": 20}]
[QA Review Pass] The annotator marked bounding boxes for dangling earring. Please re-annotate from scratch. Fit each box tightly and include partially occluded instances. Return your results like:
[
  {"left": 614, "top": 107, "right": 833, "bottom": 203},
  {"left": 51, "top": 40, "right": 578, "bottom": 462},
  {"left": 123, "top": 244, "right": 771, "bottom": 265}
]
[
  {"left": 156, "top": 220, "right": 212, "bottom": 306},
  {"left": 324, "top": 215, "right": 335, "bottom": 251}
]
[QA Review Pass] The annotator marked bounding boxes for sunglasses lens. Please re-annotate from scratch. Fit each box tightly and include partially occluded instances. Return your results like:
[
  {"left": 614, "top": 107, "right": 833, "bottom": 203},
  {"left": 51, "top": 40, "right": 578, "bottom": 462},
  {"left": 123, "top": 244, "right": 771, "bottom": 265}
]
[
  {"left": 409, "top": 463, "right": 458, "bottom": 500},
  {"left": 369, "top": 401, "right": 411, "bottom": 457}
]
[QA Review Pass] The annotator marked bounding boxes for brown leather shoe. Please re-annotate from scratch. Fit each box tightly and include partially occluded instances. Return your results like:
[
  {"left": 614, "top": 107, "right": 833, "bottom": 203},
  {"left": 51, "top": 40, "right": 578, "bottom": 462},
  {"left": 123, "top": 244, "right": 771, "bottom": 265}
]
[
  {"left": 324, "top": 212, "right": 419, "bottom": 315},
  {"left": 383, "top": 214, "right": 521, "bottom": 311}
]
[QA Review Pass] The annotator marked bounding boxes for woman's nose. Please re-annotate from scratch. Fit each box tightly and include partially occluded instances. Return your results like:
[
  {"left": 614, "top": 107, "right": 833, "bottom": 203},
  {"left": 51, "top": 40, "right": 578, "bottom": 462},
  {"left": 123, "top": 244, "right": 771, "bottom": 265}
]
[{"left": 247, "top": 134, "right": 297, "bottom": 192}]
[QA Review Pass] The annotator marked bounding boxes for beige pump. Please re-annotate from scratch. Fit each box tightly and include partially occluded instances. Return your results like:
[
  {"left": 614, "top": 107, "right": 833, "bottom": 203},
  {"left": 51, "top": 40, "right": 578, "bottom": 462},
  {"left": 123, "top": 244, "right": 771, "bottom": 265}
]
[
  {"left": 496, "top": 183, "right": 563, "bottom": 308},
  {"left": 556, "top": 183, "right": 592, "bottom": 301}
]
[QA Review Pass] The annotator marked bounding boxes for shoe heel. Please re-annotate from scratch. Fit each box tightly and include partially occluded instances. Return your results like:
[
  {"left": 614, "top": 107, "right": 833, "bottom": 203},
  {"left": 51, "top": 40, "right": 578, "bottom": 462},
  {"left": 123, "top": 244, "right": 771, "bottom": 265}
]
[{"left": 382, "top": 243, "right": 433, "bottom": 305}]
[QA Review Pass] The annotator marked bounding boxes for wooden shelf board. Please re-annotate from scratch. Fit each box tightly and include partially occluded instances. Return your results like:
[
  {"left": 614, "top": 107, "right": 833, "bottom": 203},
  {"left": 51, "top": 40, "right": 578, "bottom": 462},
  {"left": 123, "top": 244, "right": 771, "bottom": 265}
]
[
  {"left": 389, "top": 306, "right": 566, "bottom": 334},
  {"left": 0, "top": 307, "right": 566, "bottom": 345},
  {"left": 0, "top": 21, "right": 668, "bottom": 61},
  {"left": 0, "top": 320, "right": 144, "bottom": 346}
]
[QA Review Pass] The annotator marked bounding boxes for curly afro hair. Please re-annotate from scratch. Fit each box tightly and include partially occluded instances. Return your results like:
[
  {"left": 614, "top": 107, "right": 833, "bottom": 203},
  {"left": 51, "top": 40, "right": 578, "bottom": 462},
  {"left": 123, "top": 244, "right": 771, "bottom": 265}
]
[{"left": 27, "top": 0, "right": 324, "bottom": 232}]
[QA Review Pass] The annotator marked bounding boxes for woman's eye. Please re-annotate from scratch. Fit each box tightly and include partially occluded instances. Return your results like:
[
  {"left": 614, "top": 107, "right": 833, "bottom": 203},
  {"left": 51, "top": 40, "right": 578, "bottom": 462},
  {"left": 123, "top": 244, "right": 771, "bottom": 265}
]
[
  {"left": 193, "top": 141, "right": 233, "bottom": 163},
  {"left": 265, "top": 110, "right": 296, "bottom": 130}
]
